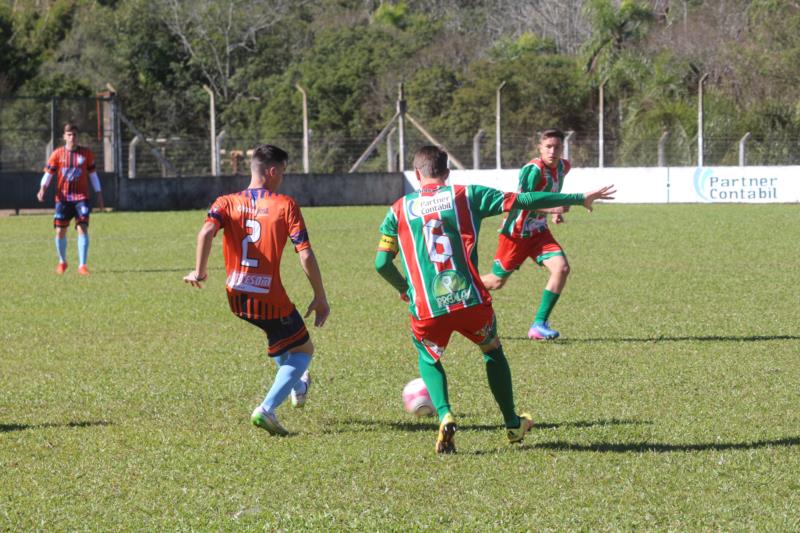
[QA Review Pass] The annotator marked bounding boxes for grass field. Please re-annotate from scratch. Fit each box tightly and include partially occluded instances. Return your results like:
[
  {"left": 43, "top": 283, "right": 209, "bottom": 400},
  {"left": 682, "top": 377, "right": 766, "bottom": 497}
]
[{"left": 1, "top": 203, "right": 799, "bottom": 530}]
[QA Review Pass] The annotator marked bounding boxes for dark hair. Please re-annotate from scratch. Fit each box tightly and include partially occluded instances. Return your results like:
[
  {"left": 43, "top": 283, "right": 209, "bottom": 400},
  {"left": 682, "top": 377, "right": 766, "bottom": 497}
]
[
  {"left": 413, "top": 145, "right": 449, "bottom": 178},
  {"left": 63, "top": 123, "right": 79, "bottom": 133},
  {"left": 251, "top": 144, "right": 289, "bottom": 174},
  {"left": 539, "top": 129, "right": 565, "bottom": 143}
]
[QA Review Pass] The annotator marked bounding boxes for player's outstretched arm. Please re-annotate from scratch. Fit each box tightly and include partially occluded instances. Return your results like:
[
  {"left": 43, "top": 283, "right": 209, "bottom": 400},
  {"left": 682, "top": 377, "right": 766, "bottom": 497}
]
[
  {"left": 298, "top": 248, "right": 330, "bottom": 327},
  {"left": 183, "top": 221, "right": 216, "bottom": 288},
  {"left": 582, "top": 185, "right": 616, "bottom": 211}
]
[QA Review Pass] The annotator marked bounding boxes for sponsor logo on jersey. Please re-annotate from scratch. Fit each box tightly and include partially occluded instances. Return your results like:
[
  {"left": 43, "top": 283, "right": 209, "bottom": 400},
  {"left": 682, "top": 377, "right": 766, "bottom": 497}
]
[
  {"left": 235, "top": 205, "right": 269, "bottom": 216},
  {"left": 422, "top": 338, "right": 444, "bottom": 358},
  {"left": 523, "top": 216, "right": 547, "bottom": 233},
  {"left": 431, "top": 269, "right": 471, "bottom": 307},
  {"left": 62, "top": 167, "right": 82, "bottom": 182},
  {"left": 407, "top": 192, "right": 452, "bottom": 219},
  {"left": 226, "top": 271, "right": 272, "bottom": 293}
]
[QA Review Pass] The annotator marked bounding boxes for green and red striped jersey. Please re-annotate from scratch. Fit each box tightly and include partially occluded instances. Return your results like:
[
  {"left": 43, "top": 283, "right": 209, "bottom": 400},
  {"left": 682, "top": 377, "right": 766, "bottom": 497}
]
[
  {"left": 379, "top": 184, "right": 516, "bottom": 320},
  {"left": 500, "top": 158, "right": 570, "bottom": 238}
]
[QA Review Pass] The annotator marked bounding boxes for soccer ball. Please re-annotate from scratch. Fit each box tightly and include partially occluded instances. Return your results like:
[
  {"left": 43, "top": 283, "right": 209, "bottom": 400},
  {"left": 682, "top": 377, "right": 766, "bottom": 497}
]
[{"left": 402, "top": 377, "right": 435, "bottom": 417}]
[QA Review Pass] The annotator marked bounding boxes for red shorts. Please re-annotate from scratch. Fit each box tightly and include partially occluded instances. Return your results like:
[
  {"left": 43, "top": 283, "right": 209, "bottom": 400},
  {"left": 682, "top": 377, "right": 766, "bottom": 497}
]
[
  {"left": 410, "top": 303, "right": 496, "bottom": 361},
  {"left": 491, "top": 230, "right": 564, "bottom": 277}
]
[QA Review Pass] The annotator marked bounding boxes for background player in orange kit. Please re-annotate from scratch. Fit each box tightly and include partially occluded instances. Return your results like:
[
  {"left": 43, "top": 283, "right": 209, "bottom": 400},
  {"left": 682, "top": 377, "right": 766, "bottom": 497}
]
[
  {"left": 183, "top": 144, "right": 329, "bottom": 435},
  {"left": 37, "top": 123, "right": 105, "bottom": 275}
]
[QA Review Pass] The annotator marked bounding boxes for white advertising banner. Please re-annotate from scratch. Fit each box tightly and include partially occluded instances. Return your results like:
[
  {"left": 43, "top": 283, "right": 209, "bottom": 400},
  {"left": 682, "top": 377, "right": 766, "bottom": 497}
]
[
  {"left": 668, "top": 166, "right": 800, "bottom": 203},
  {"left": 404, "top": 166, "right": 799, "bottom": 203}
]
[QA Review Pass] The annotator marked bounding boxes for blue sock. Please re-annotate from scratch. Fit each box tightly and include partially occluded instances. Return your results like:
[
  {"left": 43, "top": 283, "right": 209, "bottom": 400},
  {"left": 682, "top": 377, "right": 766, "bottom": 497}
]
[
  {"left": 55, "top": 237, "right": 67, "bottom": 263},
  {"left": 260, "top": 352, "right": 312, "bottom": 412},
  {"left": 271, "top": 354, "right": 307, "bottom": 394},
  {"left": 77, "top": 234, "right": 89, "bottom": 266}
]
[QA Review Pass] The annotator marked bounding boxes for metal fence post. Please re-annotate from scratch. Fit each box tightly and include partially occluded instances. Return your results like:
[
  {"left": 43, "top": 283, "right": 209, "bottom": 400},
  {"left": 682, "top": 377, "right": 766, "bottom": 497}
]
[
  {"left": 129, "top": 136, "right": 140, "bottom": 178},
  {"left": 598, "top": 81, "right": 605, "bottom": 168},
  {"left": 739, "top": 132, "right": 751, "bottom": 167},
  {"left": 473, "top": 129, "right": 485, "bottom": 169},
  {"left": 387, "top": 127, "right": 397, "bottom": 172},
  {"left": 658, "top": 129, "right": 669, "bottom": 167},
  {"left": 564, "top": 130, "right": 575, "bottom": 161},
  {"left": 698, "top": 73, "right": 709, "bottom": 167},
  {"left": 296, "top": 84, "right": 310, "bottom": 173},
  {"left": 496, "top": 81, "right": 506, "bottom": 169}
]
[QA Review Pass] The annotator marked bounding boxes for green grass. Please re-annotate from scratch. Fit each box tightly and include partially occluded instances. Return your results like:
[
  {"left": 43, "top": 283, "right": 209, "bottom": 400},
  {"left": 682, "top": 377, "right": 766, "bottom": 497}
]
[{"left": 1, "top": 204, "right": 799, "bottom": 531}]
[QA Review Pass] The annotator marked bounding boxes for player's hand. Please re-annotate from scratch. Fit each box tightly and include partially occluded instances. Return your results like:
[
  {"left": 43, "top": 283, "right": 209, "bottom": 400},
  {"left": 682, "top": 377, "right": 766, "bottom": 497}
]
[
  {"left": 400, "top": 292, "right": 410, "bottom": 302},
  {"left": 582, "top": 185, "right": 616, "bottom": 211},
  {"left": 36, "top": 188, "right": 45, "bottom": 203},
  {"left": 551, "top": 213, "right": 565, "bottom": 224},
  {"left": 183, "top": 271, "right": 207, "bottom": 288},
  {"left": 305, "top": 297, "right": 330, "bottom": 327}
]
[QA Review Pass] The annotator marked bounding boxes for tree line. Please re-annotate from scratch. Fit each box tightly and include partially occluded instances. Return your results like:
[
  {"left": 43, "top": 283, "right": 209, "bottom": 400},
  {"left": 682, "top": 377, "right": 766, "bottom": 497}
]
[{"left": 1, "top": 0, "right": 798, "bottom": 172}]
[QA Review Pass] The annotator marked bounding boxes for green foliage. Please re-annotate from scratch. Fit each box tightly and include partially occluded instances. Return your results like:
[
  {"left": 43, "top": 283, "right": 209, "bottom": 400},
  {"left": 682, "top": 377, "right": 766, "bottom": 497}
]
[
  {"left": 1, "top": 0, "right": 799, "bottom": 169},
  {"left": 1, "top": 206, "right": 799, "bottom": 529}
]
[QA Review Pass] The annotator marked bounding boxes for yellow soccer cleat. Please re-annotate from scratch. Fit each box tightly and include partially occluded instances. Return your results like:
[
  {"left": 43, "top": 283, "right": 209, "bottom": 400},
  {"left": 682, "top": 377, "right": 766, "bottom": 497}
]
[
  {"left": 507, "top": 413, "right": 534, "bottom": 444},
  {"left": 435, "top": 412, "right": 457, "bottom": 454}
]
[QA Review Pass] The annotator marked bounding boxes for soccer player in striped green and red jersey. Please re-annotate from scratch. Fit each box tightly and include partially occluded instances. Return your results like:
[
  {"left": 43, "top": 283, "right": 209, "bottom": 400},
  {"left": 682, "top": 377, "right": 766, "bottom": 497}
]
[
  {"left": 184, "top": 144, "right": 329, "bottom": 436},
  {"left": 37, "top": 123, "right": 104, "bottom": 275},
  {"left": 375, "top": 145, "right": 615, "bottom": 453},
  {"left": 481, "top": 129, "right": 576, "bottom": 340}
]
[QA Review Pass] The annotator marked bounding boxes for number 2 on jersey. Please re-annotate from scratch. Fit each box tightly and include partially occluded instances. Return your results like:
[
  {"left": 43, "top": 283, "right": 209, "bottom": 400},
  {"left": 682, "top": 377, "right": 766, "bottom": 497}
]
[{"left": 241, "top": 219, "right": 261, "bottom": 268}]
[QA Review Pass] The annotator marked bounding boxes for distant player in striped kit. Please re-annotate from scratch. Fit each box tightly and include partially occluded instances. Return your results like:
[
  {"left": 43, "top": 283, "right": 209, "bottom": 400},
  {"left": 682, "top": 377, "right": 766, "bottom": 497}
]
[
  {"left": 375, "top": 145, "right": 614, "bottom": 453},
  {"left": 184, "top": 144, "right": 329, "bottom": 435},
  {"left": 481, "top": 129, "right": 575, "bottom": 340},
  {"left": 37, "top": 123, "right": 104, "bottom": 275}
]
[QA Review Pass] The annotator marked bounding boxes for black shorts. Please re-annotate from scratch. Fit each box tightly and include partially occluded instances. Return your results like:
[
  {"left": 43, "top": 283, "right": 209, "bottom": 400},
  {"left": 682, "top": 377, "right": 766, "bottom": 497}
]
[{"left": 240, "top": 308, "right": 310, "bottom": 356}]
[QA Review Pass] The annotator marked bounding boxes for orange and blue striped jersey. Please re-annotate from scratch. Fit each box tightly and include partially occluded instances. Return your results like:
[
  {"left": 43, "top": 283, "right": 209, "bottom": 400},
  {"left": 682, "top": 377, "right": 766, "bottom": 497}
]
[
  {"left": 206, "top": 188, "right": 311, "bottom": 320},
  {"left": 44, "top": 146, "right": 97, "bottom": 202}
]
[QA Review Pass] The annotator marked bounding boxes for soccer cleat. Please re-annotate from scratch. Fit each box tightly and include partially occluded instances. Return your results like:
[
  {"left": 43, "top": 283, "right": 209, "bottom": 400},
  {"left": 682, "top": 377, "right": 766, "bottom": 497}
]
[
  {"left": 435, "top": 412, "right": 457, "bottom": 454},
  {"left": 250, "top": 408, "right": 288, "bottom": 436},
  {"left": 528, "top": 321, "right": 559, "bottom": 340},
  {"left": 55, "top": 262, "right": 68, "bottom": 274},
  {"left": 290, "top": 370, "right": 311, "bottom": 408},
  {"left": 507, "top": 413, "right": 534, "bottom": 444},
  {"left": 78, "top": 265, "right": 90, "bottom": 276}
]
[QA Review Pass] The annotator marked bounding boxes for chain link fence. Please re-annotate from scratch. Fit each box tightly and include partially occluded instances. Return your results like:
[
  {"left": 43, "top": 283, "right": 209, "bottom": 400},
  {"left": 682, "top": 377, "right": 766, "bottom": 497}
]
[{"left": 2, "top": 96, "right": 799, "bottom": 178}]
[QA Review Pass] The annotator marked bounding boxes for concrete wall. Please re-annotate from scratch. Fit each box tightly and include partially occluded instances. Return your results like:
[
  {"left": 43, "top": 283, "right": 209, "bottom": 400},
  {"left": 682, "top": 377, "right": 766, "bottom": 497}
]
[
  {"left": 0, "top": 172, "right": 117, "bottom": 211},
  {"left": 0, "top": 172, "right": 403, "bottom": 211}
]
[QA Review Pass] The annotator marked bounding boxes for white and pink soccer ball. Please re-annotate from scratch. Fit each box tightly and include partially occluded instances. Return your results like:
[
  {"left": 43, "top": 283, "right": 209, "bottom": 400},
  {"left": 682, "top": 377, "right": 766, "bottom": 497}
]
[{"left": 402, "top": 377, "right": 435, "bottom": 417}]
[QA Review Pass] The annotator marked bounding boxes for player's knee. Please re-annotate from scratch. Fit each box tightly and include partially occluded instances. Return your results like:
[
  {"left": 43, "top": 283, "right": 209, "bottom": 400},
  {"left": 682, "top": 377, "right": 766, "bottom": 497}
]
[
  {"left": 479, "top": 336, "right": 501, "bottom": 353},
  {"left": 561, "top": 263, "right": 570, "bottom": 277}
]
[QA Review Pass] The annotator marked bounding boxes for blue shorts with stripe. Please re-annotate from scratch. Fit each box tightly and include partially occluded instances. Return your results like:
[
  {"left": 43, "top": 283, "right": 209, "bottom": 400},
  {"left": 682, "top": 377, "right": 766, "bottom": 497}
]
[{"left": 54, "top": 200, "right": 91, "bottom": 228}]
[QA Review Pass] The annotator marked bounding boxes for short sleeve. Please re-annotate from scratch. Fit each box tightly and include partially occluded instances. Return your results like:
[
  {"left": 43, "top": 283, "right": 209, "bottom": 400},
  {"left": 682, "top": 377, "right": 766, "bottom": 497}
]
[
  {"left": 206, "top": 196, "right": 229, "bottom": 228},
  {"left": 44, "top": 150, "right": 59, "bottom": 174},
  {"left": 286, "top": 198, "right": 310, "bottom": 253},
  {"left": 379, "top": 205, "right": 399, "bottom": 237},
  {"left": 86, "top": 149, "right": 96, "bottom": 172},
  {"left": 518, "top": 164, "right": 541, "bottom": 193}
]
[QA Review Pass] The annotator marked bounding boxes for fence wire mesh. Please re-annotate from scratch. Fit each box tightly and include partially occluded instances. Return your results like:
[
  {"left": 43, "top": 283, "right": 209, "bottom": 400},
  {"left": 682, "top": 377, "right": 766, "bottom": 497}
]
[{"left": 2, "top": 96, "right": 799, "bottom": 177}]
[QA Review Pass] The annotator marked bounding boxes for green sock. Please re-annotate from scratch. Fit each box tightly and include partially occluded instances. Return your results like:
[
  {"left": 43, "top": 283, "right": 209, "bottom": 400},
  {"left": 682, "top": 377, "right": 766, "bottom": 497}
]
[
  {"left": 483, "top": 346, "right": 519, "bottom": 428},
  {"left": 534, "top": 289, "right": 560, "bottom": 324},
  {"left": 416, "top": 350, "right": 451, "bottom": 419}
]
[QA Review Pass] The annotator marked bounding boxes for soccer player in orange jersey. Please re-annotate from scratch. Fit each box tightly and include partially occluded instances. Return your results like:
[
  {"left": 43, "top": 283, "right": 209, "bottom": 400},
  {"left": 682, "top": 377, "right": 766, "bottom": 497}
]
[
  {"left": 184, "top": 144, "right": 329, "bottom": 435},
  {"left": 37, "top": 123, "right": 105, "bottom": 275}
]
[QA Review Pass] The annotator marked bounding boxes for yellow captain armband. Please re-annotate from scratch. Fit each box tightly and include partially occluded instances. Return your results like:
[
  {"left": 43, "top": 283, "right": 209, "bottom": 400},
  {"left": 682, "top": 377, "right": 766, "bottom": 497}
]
[{"left": 377, "top": 234, "right": 399, "bottom": 254}]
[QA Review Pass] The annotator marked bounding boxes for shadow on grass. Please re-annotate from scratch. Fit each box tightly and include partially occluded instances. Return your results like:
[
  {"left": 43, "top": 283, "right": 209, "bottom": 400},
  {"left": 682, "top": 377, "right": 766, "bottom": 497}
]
[
  {"left": 100, "top": 267, "right": 224, "bottom": 274},
  {"left": 518, "top": 437, "right": 800, "bottom": 454},
  {"left": 0, "top": 420, "right": 112, "bottom": 433},
  {"left": 505, "top": 335, "right": 800, "bottom": 343},
  {"left": 328, "top": 417, "right": 647, "bottom": 435}
]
